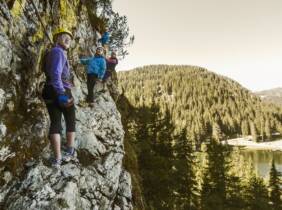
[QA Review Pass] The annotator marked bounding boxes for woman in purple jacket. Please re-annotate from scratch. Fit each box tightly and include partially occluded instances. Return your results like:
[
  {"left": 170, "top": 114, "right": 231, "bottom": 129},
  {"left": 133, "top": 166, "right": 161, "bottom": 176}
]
[{"left": 42, "top": 28, "right": 75, "bottom": 169}]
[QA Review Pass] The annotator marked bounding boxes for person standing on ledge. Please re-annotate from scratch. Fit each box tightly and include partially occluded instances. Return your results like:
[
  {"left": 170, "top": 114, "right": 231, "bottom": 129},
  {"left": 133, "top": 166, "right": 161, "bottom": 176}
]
[
  {"left": 98, "top": 27, "right": 110, "bottom": 56},
  {"left": 42, "top": 28, "right": 76, "bottom": 169},
  {"left": 104, "top": 51, "right": 118, "bottom": 82},
  {"left": 80, "top": 46, "right": 106, "bottom": 107}
]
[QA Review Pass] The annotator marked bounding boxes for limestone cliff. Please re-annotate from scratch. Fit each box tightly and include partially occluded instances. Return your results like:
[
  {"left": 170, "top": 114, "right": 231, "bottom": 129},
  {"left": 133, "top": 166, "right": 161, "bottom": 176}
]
[{"left": 0, "top": 1, "right": 132, "bottom": 209}]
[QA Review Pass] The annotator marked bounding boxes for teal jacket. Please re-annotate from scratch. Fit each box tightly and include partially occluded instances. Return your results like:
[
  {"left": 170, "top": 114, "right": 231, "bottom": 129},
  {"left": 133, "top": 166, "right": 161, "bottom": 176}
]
[{"left": 80, "top": 55, "right": 106, "bottom": 79}]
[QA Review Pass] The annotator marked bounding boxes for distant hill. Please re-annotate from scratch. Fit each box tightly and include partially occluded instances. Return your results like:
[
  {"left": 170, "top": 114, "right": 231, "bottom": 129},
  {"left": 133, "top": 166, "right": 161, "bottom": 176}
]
[
  {"left": 117, "top": 65, "right": 282, "bottom": 210},
  {"left": 255, "top": 87, "right": 282, "bottom": 106},
  {"left": 118, "top": 65, "right": 282, "bottom": 144}
]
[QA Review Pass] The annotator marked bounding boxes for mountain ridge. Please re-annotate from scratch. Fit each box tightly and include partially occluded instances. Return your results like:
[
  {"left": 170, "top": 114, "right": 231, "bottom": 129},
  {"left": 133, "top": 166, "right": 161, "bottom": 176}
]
[
  {"left": 255, "top": 87, "right": 282, "bottom": 106},
  {"left": 118, "top": 65, "right": 282, "bottom": 144}
]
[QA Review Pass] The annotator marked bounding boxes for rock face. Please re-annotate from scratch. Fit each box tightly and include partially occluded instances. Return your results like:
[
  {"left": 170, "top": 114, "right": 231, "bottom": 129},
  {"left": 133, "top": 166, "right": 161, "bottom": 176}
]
[
  {"left": 0, "top": 1, "right": 132, "bottom": 209},
  {"left": 3, "top": 85, "right": 132, "bottom": 210}
]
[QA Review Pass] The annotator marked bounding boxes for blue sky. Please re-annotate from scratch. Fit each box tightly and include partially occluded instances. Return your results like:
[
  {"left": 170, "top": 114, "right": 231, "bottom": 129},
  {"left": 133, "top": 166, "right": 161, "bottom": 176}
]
[{"left": 113, "top": 0, "right": 282, "bottom": 91}]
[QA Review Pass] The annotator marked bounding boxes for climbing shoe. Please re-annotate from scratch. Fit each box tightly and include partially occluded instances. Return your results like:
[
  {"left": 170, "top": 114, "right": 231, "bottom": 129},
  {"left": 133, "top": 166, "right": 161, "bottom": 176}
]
[
  {"left": 62, "top": 147, "right": 75, "bottom": 162},
  {"left": 51, "top": 158, "right": 61, "bottom": 170}
]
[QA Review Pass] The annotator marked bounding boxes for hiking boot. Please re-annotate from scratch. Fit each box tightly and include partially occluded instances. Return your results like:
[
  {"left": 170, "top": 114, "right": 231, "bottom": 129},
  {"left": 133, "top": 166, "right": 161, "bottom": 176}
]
[
  {"left": 62, "top": 147, "right": 75, "bottom": 162},
  {"left": 51, "top": 158, "right": 61, "bottom": 170},
  {"left": 88, "top": 102, "right": 94, "bottom": 108},
  {"left": 86, "top": 98, "right": 94, "bottom": 107}
]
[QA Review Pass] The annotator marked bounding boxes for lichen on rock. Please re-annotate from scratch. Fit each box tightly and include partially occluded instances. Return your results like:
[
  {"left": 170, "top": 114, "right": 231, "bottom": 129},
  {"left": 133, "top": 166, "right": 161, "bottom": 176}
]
[
  {"left": 10, "top": 0, "right": 26, "bottom": 18},
  {"left": 58, "top": 0, "right": 78, "bottom": 31}
]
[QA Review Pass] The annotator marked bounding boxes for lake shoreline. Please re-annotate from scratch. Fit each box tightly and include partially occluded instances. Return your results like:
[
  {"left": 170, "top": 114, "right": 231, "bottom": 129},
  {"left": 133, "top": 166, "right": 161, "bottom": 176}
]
[{"left": 223, "top": 136, "right": 282, "bottom": 151}]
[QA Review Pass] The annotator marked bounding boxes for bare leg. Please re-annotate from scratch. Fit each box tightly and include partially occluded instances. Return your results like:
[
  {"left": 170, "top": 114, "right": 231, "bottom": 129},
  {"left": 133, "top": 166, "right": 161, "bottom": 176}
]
[
  {"left": 50, "top": 134, "right": 62, "bottom": 160},
  {"left": 66, "top": 132, "right": 75, "bottom": 148}
]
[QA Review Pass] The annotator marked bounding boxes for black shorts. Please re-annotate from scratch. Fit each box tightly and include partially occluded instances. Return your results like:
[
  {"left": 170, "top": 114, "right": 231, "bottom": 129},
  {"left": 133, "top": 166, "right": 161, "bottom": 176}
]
[{"left": 42, "top": 85, "right": 76, "bottom": 134}]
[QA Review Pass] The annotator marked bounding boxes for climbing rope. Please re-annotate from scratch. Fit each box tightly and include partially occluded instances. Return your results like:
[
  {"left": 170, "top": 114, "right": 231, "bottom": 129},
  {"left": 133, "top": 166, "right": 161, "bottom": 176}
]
[
  {"left": 16, "top": 1, "right": 46, "bottom": 46},
  {"left": 17, "top": 0, "right": 53, "bottom": 44},
  {"left": 16, "top": 0, "right": 53, "bottom": 44},
  {"left": 27, "top": 0, "right": 53, "bottom": 44}
]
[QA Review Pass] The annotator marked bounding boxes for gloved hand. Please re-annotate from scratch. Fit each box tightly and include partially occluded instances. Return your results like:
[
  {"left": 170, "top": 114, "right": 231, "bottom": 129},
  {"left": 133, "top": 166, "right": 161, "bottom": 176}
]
[
  {"left": 79, "top": 58, "right": 85, "bottom": 64},
  {"left": 58, "top": 95, "right": 69, "bottom": 103},
  {"left": 58, "top": 94, "right": 74, "bottom": 108}
]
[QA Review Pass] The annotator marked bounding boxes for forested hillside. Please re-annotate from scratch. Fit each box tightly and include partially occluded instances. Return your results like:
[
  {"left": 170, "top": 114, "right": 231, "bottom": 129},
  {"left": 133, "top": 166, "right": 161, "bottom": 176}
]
[
  {"left": 117, "top": 65, "right": 282, "bottom": 210},
  {"left": 118, "top": 65, "right": 282, "bottom": 145}
]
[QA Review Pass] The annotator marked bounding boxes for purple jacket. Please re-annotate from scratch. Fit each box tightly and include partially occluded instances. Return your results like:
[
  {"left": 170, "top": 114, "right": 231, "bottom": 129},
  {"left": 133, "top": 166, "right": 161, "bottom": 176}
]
[{"left": 45, "top": 45, "right": 72, "bottom": 94}]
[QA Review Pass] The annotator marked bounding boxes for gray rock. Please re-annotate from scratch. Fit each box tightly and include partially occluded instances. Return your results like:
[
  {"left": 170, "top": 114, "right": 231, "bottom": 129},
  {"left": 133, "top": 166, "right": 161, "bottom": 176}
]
[
  {"left": 114, "top": 205, "right": 122, "bottom": 210},
  {"left": 0, "top": 147, "right": 15, "bottom": 161},
  {"left": 6, "top": 101, "right": 14, "bottom": 111},
  {"left": 78, "top": 131, "right": 107, "bottom": 157},
  {"left": 61, "top": 163, "right": 81, "bottom": 180},
  {"left": 0, "top": 32, "right": 12, "bottom": 72},
  {"left": 118, "top": 170, "right": 133, "bottom": 199},
  {"left": 3, "top": 171, "right": 13, "bottom": 183},
  {"left": 56, "top": 181, "right": 79, "bottom": 210},
  {"left": 0, "top": 89, "right": 5, "bottom": 110},
  {"left": 1, "top": 86, "right": 133, "bottom": 209},
  {"left": 0, "top": 122, "right": 7, "bottom": 139},
  {"left": 0, "top": 1, "right": 133, "bottom": 209},
  {"left": 80, "top": 197, "right": 92, "bottom": 209},
  {"left": 21, "top": 166, "right": 44, "bottom": 191},
  {"left": 0, "top": 182, "right": 13, "bottom": 204}
]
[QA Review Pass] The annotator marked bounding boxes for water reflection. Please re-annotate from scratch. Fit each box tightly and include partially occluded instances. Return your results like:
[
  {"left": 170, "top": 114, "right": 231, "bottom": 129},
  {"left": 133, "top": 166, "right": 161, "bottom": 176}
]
[{"left": 239, "top": 149, "right": 282, "bottom": 177}]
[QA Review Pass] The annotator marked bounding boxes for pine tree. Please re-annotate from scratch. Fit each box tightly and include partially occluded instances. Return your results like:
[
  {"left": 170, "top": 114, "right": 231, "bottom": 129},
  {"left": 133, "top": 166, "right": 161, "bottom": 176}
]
[
  {"left": 135, "top": 105, "right": 160, "bottom": 210},
  {"left": 265, "top": 119, "right": 272, "bottom": 141},
  {"left": 200, "top": 139, "right": 231, "bottom": 210},
  {"left": 241, "top": 120, "right": 249, "bottom": 136},
  {"left": 225, "top": 175, "right": 246, "bottom": 210},
  {"left": 250, "top": 122, "right": 258, "bottom": 142},
  {"left": 260, "top": 116, "right": 265, "bottom": 142},
  {"left": 137, "top": 106, "right": 176, "bottom": 210},
  {"left": 245, "top": 174, "right": 270, "bottom": 210},
  {"left": 269, "top": 159, "right": 282, "bottom": 210},
  {"left": 212, "top": 122, "right": 222, "bottom": 143},
  {"left": 153, "top": 109, "right": 176, "bottom": 210},
  {"left": 173, "top": 129, "right": 198, "bottom": 210}
]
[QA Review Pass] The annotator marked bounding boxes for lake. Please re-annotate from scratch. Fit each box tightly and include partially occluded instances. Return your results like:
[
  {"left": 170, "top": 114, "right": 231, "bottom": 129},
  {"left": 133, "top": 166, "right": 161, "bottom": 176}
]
[{"left": 239, "top": 149, "right": 282, "bottom": 177}]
